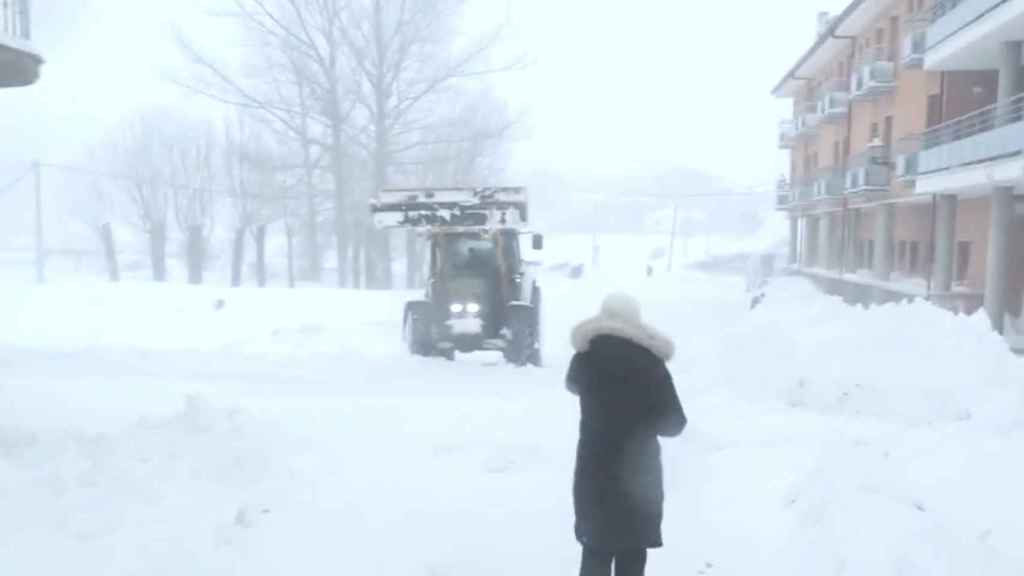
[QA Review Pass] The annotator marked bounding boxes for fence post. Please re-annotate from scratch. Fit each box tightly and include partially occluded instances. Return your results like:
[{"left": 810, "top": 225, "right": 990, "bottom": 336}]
[{"left": 33, "top": 160, "right": 45, "bottom": 284}]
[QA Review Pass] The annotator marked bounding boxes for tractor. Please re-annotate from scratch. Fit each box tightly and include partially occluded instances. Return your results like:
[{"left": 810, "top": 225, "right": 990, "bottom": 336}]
[{"left": 370, "top": 187, "right": 544, "bottom": 366}]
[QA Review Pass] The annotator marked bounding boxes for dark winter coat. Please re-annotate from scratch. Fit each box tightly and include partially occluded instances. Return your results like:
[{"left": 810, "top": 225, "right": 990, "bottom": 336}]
[{"left": 567, "top": 294, "right": 686, "bottom": 552}]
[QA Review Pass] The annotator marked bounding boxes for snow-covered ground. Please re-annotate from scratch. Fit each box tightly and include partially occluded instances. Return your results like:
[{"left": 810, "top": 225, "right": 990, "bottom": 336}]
[{"left": 2, "top": 236, "right": 1024, "bottom": 575}]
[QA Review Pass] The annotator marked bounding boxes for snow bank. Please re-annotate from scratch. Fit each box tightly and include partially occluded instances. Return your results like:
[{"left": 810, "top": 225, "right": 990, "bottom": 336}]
[
  {"left": 0, "top": 281, "right": 410, "bottom": 358},
  {"left": 705, "top": 277, "right": 1024, "bottom": 426}
]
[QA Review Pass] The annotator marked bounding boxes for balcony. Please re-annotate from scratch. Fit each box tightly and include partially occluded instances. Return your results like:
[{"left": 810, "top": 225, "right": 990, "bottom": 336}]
[
  {"left": 895, "top": 135, "right": 923, "bottom": 181},
  {"left": 775, "top": 179, "right": 791, "bottom": 207},
  {"left": 0, "top": 0, "right": 41, "bottom": 87},
  {"left": 778, "top": 119, "right": 796, "bottom": 149},
  {"left": 901, "top": 16, "right": 929, "bottom": 69},
  {"left": 927, "top": 0, "right": 1024, "bottom": 70},
  {"left": 850, "top": 49, "right": 897, "bottom": 100},
  {"left": 818, "top": 91, "right": 850, "bottom": 123},
  {"left": 846, "top": 143, "right": 892, "bottom": 193},
  {"left": 814, "top": 168, "right": 846, "bottom": 198},
  {"left": 794, "top": 103, "right": 822, "bottom": 139},
  {"left": 918, "top": 92, "right": 1024, "bottom": 174}
]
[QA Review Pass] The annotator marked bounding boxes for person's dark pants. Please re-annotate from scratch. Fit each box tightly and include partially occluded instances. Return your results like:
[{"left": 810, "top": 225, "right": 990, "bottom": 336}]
[{"left": 580, "top": 548, "right": 647, "bottom": 576}]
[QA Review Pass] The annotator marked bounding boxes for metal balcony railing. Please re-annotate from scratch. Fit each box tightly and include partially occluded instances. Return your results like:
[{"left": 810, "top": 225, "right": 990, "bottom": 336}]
[
  {"left": 846, "top": 144, "right": 892, "bottom": 192},
  {"left": 818, "top": 91, "right": 850, "bottom": 122},
  {"left": 795, "top": 102, "right": 822, "bottom": 138},
  {"left": 814, "top": 168, "right": 846, "bottom": 197},
  {"left": 918, "top": 92, "right": 1024, "bottom": 173},
  {"left": 905, "top": 16, "right": 929, "bottom": 68},
  {"left": 1, "top": 0, "right": 31, "bottom": 41},
  {"left": 851, "top": 48, "right": 897, "bottom": 99},
  {"left": 778, "top": 119, "right": 796, "bottom": 149},
  {"left": 776, "top": 179, "right": 791, "bottom": 207},
  {"left": 929, "top": 0, "right": 1007, "bottom": 50},
  {"left": 894, "top": 135, "right": 923, "bottom": 181}
]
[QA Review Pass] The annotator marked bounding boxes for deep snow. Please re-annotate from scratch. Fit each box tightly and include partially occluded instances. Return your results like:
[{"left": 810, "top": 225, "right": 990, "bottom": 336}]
[{"left": 2, "top": 241, "right": 1024, "bottom": 575}]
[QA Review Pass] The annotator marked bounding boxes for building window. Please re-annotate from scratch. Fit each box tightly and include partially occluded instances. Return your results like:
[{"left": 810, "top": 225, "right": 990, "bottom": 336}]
[
  {"left": 898, "top": 240, "right": 908, "bottom": 269},
  {"left": 909, "top": 241, "right": 920, "bottom": 273},
  {"left": 956, "top": 241, "right": 971, "bottom": 284},
  {"left": 871, "top": 122, "right": 880, "bottom": 140},
  {"left": 866, "top": 239, "right": 876, "bottom": 270}
]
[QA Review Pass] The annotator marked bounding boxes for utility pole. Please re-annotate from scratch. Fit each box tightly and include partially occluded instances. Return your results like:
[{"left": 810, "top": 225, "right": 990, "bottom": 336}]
[
  {"left": 667, "top": 202, "right": 679, "bottom": 273},
  {"left": 33, "top": 160, "right": 44, "bottom": 284}
]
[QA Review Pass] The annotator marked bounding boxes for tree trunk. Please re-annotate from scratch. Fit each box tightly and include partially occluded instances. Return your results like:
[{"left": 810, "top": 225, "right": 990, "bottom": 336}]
[
  {"left": 99, "top": 222, "right": 120, "bottom": 283},
  {"left": 371, "top": 0, "right": 393, "bottom": 290},
  {"left": 336, "top": 218, "right": 348, "bottom": 289},
  {"left": 149, "top": 223, "right": 167, "bottom": 282},
  {"left": 286, "top": 226, "right": 296, "bottom": 289},
  {"left": 187, "top": 225, "right": 204, "bottom": 285},
  {"left": 328, "top": 86, "right": 349, "bottom": 289},
  {"left": 351, "top": 220, "right": 363, "bottom": 289},
  {"left": 231, "top": 226, "right": 246, "bottom": 287},
  {"left": 253, "top": 224, "right": 267, "bottom": 288}
]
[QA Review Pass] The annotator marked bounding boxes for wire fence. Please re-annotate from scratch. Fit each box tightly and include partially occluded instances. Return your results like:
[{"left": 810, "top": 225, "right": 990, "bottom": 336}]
[{"left": 0, "top": 161, "right": 321, "bottom": 287}]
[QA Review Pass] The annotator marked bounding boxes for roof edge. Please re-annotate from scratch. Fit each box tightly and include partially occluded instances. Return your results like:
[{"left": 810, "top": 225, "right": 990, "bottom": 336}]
[{"left": 770, "top": 0, "right": 867, "bottom": 98}]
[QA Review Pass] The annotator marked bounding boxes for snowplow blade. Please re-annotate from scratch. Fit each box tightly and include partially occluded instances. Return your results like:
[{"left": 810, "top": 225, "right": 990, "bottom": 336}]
[{"left": 370, "top": 187, "right": 528, "bottom": 229}]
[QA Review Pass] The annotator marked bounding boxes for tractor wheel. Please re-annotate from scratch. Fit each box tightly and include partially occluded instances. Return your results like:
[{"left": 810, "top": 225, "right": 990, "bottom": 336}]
[{"left": 403, "top": 306, "right": 433, "bottom": 357}]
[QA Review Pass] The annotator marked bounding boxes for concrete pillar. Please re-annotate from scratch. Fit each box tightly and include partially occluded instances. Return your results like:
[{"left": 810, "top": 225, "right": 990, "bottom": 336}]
[
  {"left": 818, "top": 214, "right": 833, "bottom": 270},
  {"left": 874, "top": 204, "right": 894, "bottom": 281},
  {"left": 998, "top": 41, "right": 1022, "bottom": 106},
  {"left": 845, "top": 210, "right": 860, "bottom": 272},
  {"left": 932, "top": 195, "right": 958, "bottom": 293},
  {"left": 985, "top": 187, "right": 1014, "bottom": 334},
  {"left": 803, "top": 215, "right": 818, "bottom": 267},
  {"left": 789, "top": 216, "right": 799, "bottom": 266}
]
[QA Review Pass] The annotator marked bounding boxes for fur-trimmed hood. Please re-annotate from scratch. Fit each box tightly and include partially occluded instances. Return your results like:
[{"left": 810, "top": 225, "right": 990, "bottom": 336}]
[{"left": 571, "top": 293, "right": 675, "bottom": 361}]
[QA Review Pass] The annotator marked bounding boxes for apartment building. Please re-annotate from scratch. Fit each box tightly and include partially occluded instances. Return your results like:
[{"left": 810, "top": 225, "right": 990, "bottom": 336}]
[
  {"left": 774, "top": 0, "right": 1024, "bottom": 337},
  {"left": 0, "top": 0, "right": 41, "bottom": 88}
]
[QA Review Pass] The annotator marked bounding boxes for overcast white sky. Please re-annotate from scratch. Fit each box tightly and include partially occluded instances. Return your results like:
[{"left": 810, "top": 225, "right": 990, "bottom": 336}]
[{"left": 1, "top": 0, "right": 852, "bottom": 189}]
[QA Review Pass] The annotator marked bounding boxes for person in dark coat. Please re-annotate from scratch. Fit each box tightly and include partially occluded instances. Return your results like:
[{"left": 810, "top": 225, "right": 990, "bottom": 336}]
[{"left": 567, "top": 293, "right": 687, "bottom": 576}]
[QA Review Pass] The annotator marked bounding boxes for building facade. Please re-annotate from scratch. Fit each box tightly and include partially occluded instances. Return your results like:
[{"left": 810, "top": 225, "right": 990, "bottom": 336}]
[
  {"left": 775, "top": 0, "right": 1024, "bottom": 337},
  {"left": 0, "top": 0, "right": 41, "bottom": 88}
]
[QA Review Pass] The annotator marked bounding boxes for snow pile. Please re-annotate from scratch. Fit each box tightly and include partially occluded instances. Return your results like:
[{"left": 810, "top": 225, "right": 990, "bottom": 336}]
[
  {"left": 708, "top": 277, "right": 1024, "bottom": 426},
  {"left": 3, "top": 256, "right": 1024, "bottom": 574},
  {"left": 0, "top": 281, "right": 409, "bottom": 358}
]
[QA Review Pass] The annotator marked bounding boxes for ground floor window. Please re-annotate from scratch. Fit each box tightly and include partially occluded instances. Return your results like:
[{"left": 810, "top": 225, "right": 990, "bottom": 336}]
[
  {"left": 898, "top": 240, "right": 908, "bottom": 270},
  {"left": 909, "top": 241, "right": 920, "bottom": 274}
]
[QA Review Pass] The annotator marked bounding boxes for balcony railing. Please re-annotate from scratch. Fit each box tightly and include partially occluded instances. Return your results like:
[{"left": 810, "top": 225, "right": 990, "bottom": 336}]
[
  {"left": 814, "top": 168, "right": 846, "bottom": 198},
  {"left": 851, "top": 47, "right": 896, "bottom": 99},
  {"left": 818, "top": 91, "right": 850, "bottom": 123},
  {"left": 776, "top": 179, "right": 790, "bottom": 207},
  {"left": 918, "top": 92, "right": 1024, "bottom": 174},
  {"left": 901, "top": 17, "right": 928, "bottom": 69},
  {"left": 846, "top": 144, "right": 892, "bottom": 193},
  {"left": 928, "top": 0, "right": 1006, "bottom": 50},
  {"left": 894, "top": 135, "right": 923, "bottom": 181},
  {"left": 1, "top": 0, "right": 31, "bottom": 41},
  {"left": 795, "top": 102, "right": 822, "bottom": 138},
  {"left": 778, "top": 119, "right": 796, "bottom": 149}
]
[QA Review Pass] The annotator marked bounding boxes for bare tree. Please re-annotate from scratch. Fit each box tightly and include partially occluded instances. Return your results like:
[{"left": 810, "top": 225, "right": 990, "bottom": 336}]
[
  {"left": 178, "top": 0, "right": 519, "bottom": 290},
  {"left": 396, "top": 88, "right": 516, "bottom": 287},
  {"left": 335, "top": 0, "right": 519, "bottom": 289},
  {"left": 109, "top": 113, "right": 173, "bottom": 282},
  {"left": 168, "top": 121, "right": 218, "bottom": 285},
  {"left": 177, "top": 0, "right": 353, "bottom": 287}
]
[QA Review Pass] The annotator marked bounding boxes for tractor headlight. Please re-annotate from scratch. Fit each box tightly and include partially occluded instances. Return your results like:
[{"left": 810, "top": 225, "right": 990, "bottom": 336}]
[
  {"left": 449, "top": 303, "right": 465, "bottom": 314},
  {"left": 466, "top": 302, "right": 481, "bottom": 315}
]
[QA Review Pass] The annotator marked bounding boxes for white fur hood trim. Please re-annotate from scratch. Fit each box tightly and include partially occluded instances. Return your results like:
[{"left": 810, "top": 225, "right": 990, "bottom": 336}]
[{"left": 570, "top": 293, "right": 675, "bottom": 361}]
